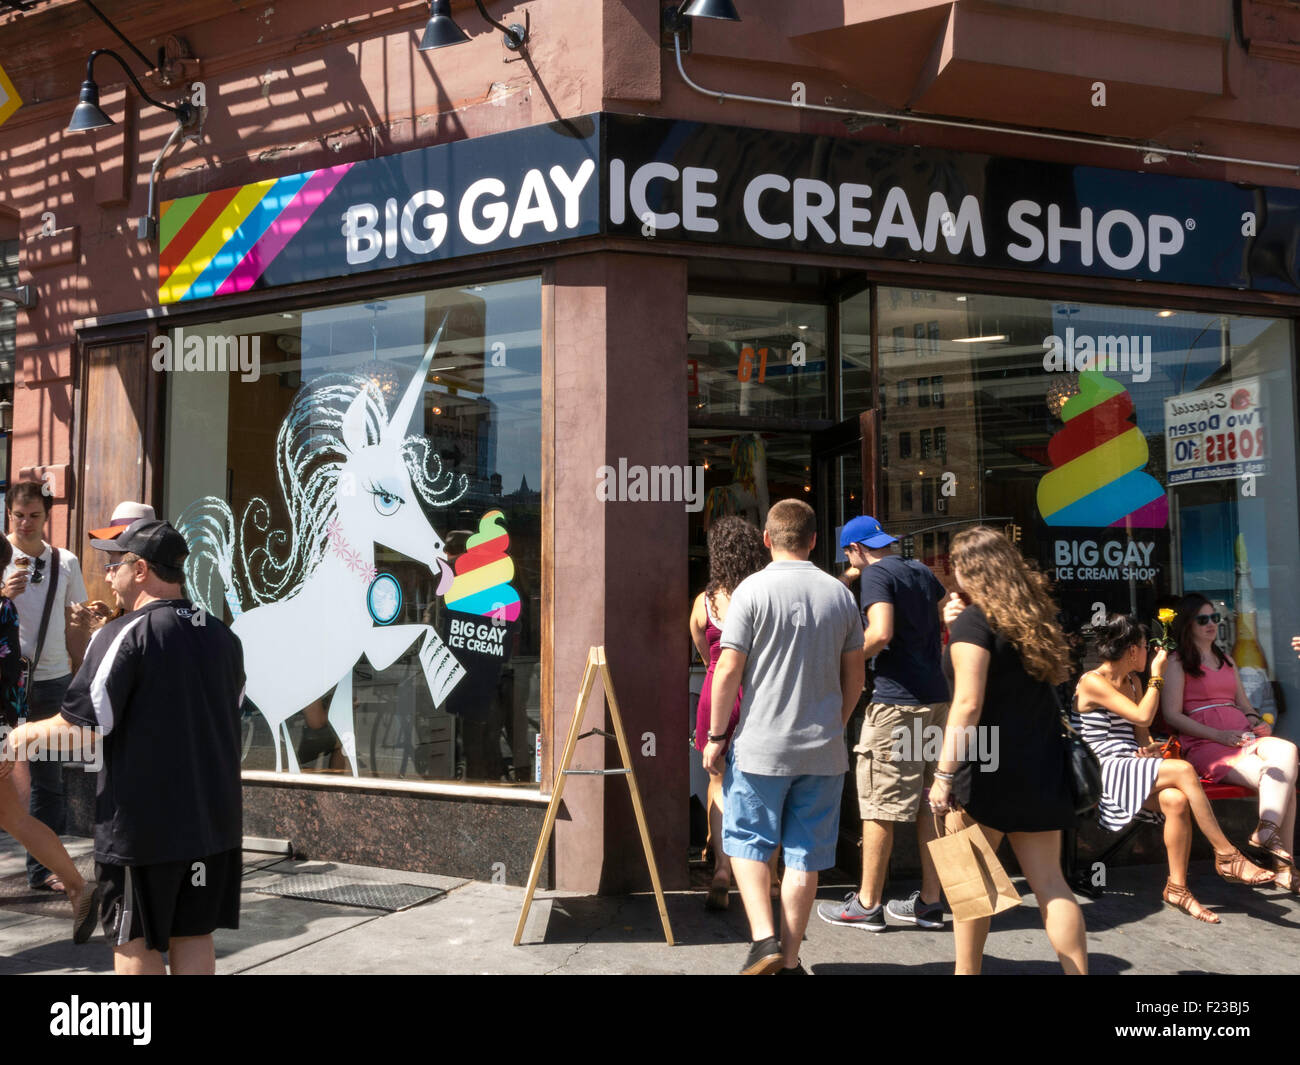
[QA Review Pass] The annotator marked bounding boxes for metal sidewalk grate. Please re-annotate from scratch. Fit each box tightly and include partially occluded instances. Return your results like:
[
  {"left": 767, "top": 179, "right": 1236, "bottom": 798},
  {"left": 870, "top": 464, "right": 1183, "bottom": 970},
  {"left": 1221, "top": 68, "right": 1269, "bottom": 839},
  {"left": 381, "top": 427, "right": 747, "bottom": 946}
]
[
  {"left": 0, "top": 855, "right": 95, "bottom": 919},
  {"left": 250, "top": 871, "right": 446, "bottom": 912}
]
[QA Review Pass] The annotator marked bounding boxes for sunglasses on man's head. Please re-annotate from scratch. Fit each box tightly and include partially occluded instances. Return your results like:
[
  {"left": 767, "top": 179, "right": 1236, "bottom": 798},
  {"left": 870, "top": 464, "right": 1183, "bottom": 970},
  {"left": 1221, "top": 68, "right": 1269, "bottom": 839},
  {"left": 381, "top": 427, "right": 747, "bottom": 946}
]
[{"left": 1195, "top": 612, "right": 1222, "bottom": 625}]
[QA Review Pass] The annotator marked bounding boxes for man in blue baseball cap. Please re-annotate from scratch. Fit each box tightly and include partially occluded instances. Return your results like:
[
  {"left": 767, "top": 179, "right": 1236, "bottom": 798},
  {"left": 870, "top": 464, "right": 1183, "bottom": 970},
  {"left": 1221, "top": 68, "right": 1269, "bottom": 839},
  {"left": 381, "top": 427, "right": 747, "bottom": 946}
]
[{"left": 819, "top": 515, "right": 951, "bottom": 934}]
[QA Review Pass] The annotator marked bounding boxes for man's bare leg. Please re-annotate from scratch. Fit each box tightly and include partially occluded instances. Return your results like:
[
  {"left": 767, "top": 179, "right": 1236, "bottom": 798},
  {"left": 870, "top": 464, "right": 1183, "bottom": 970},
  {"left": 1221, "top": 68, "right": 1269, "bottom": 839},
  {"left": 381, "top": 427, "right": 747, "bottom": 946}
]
[
  {"left": 917, "top": 808, "right": 942, "bottom": 905},
  {"left": 168, "top": 934, "right": 216, "bottom": 975},
  {"left": 859, "top": 820, "right": 892, "bottom": 907},
  {"left": 114, "top": 939, "right": 167, "bottom": 975},
  {"left": 731, "top": 855, "right": 775, "bottom": 941},
  {"left": 779, "top": 869, "right": 818, "bottom": 968}
]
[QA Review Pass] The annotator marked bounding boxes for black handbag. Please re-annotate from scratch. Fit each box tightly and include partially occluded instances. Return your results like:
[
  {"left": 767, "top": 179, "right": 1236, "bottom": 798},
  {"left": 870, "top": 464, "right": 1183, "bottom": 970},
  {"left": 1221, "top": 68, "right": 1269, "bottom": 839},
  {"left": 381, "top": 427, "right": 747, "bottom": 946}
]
[{"left": 1054, "top": 686, "right": 1102, "bottom": 817}]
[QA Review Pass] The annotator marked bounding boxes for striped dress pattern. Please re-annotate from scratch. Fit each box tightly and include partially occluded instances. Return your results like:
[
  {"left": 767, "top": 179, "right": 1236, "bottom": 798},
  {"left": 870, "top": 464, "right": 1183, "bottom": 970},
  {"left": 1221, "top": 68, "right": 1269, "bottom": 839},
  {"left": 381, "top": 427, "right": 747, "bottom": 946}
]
[{"left": 1074, "top": 685, "right": 1164, "bottom": 832}]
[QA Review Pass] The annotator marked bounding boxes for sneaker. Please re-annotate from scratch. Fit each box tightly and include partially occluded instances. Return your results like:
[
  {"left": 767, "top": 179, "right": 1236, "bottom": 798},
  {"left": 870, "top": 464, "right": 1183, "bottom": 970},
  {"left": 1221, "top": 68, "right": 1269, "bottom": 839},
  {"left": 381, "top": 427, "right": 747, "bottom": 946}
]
[
  {"left": 817, "top": 892, "right": 886, "bottom": 931},
  {"left": 775, "top": 961, "right": 808, "bottom": 975},
  {"left": 885, "top": 890, "right": 944, "bottom": 930},
  {"left": 740, "top": 936, "right": 784, "bottom": 975}
]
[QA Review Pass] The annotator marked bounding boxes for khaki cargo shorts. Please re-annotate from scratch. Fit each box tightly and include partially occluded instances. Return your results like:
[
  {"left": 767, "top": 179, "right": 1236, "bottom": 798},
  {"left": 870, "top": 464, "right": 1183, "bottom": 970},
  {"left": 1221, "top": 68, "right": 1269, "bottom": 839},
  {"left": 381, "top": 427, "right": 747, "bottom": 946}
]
[{"left": 854, "top": 700, "right": 951, "bottom": 822}]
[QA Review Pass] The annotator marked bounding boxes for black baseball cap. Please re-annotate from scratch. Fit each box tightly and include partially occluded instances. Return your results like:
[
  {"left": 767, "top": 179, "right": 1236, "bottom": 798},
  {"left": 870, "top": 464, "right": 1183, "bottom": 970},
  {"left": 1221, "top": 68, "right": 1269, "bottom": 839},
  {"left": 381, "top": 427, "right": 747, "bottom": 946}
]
[{"left": 90, "top": 518, "right": 190, "bottom": 568}]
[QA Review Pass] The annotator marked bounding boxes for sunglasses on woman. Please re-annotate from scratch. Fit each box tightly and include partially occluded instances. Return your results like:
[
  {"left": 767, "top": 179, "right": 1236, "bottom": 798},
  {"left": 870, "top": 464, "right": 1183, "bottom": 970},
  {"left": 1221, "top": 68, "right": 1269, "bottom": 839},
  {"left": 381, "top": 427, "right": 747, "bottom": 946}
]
[{"left": 1195, "top": 612, "right": 1221, "bottom": 625}]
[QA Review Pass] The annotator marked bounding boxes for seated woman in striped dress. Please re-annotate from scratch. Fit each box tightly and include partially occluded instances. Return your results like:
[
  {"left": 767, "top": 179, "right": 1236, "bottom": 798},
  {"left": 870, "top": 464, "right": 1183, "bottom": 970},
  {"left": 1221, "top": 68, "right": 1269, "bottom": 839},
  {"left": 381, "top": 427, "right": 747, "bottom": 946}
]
[{"left": 1075, "top": 614, "right": 1273, "bottom": 923}]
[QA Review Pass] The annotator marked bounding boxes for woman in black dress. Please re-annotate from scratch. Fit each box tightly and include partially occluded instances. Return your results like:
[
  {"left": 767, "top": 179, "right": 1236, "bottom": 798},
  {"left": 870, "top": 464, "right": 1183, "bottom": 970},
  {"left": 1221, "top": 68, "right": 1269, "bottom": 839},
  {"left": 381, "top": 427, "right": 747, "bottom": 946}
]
[{"left": 928, "top": 526, "right": 1086, "bottom": 975}]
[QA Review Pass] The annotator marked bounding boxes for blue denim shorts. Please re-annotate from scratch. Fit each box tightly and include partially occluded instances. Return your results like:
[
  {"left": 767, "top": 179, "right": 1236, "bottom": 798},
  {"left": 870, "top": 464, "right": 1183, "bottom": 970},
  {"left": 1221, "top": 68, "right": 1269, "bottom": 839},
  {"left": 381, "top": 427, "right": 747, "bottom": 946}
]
[{"left": 722, "top": 759, "right": 842, "bottom": 872}]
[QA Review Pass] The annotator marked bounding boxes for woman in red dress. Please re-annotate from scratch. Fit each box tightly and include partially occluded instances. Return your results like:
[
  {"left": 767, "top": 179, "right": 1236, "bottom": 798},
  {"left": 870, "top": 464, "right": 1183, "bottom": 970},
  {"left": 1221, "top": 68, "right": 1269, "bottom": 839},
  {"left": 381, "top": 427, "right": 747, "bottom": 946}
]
[{"left": 1161, "top": 593, "right": 1300, "bottom": 893}]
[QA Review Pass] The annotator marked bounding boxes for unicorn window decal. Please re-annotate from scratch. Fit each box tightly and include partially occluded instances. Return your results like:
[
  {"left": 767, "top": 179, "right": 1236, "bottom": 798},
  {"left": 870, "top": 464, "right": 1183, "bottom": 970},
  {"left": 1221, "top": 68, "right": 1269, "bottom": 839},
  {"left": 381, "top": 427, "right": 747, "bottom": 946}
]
[{"left": 177, "top": 320, "right": 475, "bottom": 775}]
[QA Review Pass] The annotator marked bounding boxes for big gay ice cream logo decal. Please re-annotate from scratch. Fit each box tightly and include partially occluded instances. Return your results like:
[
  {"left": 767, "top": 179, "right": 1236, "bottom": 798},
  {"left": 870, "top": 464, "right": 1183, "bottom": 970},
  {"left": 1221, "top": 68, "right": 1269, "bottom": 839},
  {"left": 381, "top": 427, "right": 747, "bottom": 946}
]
[{"left": 1037, "top": 371, "right": 1169, "bottom": 528}]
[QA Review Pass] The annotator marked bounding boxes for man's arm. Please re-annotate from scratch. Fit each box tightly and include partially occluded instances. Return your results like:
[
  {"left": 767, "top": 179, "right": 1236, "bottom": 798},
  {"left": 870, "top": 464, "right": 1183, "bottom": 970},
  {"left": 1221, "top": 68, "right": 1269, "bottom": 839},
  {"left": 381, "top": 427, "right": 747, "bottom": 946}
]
[
  {"left": 702, "top": 648, "right": 746, "bottom": 773},
  {"left": 840, "top": 649, "right": 866, "bottom": 725},
  {"left": 863, "top": 601, "right": 894, "bottom": 659}
]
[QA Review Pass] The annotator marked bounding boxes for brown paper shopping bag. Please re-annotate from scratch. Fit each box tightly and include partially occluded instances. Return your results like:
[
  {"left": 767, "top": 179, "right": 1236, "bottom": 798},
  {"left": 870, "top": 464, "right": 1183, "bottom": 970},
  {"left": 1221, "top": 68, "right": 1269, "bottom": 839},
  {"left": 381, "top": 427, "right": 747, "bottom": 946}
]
[{"left": 926, "top": 812, "right": 1021, "bottom": 922}]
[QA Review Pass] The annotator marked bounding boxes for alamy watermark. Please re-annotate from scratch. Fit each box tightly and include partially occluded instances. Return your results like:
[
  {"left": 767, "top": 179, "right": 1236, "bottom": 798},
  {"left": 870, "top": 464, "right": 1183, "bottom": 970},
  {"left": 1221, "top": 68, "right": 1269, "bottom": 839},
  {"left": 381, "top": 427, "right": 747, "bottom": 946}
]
[
  {"left": 891, "top": 720, "right": 1000, "bottom": 773},
  {"left": 151, "top": 328, "right": 261, "bottom": 383},
  {"left": 1, "top": 723, "right": 102, "bottom": 773},
  {"left": 596, "top": 459, "right": 704, "bottom": 512}
]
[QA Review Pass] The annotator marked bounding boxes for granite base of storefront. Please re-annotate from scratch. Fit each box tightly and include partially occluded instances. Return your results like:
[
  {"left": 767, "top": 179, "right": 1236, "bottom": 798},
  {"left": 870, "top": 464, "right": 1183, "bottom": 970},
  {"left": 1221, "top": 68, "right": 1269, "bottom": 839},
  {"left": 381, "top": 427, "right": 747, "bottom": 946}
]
[{"left": 63, "top": 768, "right": 551, "bottom": 888}]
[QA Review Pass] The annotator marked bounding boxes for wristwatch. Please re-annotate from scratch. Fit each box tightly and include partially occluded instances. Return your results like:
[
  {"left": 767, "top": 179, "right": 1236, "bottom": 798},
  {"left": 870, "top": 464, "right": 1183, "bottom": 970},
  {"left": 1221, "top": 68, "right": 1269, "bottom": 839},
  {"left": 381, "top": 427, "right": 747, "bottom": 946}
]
[{"left": 708, "top": 732, "right": 728, "bottom": 742}]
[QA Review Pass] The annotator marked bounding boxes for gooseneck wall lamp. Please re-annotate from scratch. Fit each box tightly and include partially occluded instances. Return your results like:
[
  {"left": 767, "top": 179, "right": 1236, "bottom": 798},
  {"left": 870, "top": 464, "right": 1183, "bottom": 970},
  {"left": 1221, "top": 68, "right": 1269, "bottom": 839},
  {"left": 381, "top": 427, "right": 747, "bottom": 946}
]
[
  {"left": 661, "top": 0, "right": 741, "bottom": 46},
  {"left": 417, "top": 0, "right": 530, "bottom": 52},
  {"left": 67, "top": 48, "right": 200, "bottom": 241},
  {"left": 67, "top": 48, "right": 197, "bottom": 133}
]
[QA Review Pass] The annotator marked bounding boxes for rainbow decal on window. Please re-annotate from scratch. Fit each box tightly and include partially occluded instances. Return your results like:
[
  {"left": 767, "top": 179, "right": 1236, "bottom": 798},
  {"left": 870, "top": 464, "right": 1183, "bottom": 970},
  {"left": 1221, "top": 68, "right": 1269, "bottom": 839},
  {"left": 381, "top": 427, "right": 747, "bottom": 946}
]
[
  {"left": 1037, "top": 371, "right": 1169, "bottom": 528},
  {"left": 445, "top": 510, "right": 521, "bottom": 622},
  {"left": 157, "top": 163, "right": 354, "bottom": 305}
]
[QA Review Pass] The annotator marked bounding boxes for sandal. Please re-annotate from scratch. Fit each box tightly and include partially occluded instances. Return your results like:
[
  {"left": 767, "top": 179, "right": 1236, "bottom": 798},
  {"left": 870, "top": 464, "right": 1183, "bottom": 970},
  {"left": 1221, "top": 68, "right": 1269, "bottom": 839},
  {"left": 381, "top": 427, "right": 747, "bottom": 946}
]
[
  {"left": 1162, "top": 879, "right": 1220, "bottom": 924},
  {"left": 1244, "top": 819, "right": 1295, "bottom": 869},
  {"left": 33, "top": 874, "right": 66, "bottom": 894},
  {"left": 71, "top": 881, "right": 101, "bottom": 945},
  {"left": 1214, "top": 848, "right": 1275, "bottom": 886}
]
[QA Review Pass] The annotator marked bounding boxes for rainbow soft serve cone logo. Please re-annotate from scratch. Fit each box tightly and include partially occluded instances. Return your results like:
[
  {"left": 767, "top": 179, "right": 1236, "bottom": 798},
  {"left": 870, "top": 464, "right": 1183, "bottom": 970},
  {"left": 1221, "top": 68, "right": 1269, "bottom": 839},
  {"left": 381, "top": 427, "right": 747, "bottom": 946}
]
[{"left": 1037, "top": 370, "right": 1168, "bottom": 528}]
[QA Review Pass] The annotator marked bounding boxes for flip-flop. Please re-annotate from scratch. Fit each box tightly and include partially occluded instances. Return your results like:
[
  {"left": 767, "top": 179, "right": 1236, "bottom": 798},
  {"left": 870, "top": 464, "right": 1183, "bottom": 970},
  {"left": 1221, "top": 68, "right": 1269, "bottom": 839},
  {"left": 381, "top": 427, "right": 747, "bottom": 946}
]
[
  {"left": 33, "top": 875, "right": 66, "bottom": 894},
  {"left": 72, "top": 882, "right": 101, "bottom": 945}
]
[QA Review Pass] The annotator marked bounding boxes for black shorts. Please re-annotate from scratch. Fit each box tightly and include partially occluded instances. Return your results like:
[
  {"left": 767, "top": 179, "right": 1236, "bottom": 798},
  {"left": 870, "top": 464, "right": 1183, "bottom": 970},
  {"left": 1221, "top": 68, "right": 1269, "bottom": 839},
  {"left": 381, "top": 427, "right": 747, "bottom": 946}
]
[{"left": 97, "top": 849, "right": 242, "bottom": 952}]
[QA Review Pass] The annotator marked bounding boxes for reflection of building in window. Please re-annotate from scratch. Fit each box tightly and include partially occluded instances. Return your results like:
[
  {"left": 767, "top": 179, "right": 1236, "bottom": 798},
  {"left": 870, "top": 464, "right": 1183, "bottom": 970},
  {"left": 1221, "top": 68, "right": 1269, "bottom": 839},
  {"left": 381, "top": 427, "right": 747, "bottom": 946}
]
[
  {"left": 918, "top": 377, "right": 931, "bottom": 409},
  {"left": 928, "top": 321, "right": 940, "bottom": 355},
  {"left": 899, "top": 431, "right": 912, "bottom": 458},
  {"left": 920, "top": 429, "right": 932, "bottom": 459},
  {"left": 900, "top": 481, "right": 914, "bottom": 511},
  {"left": 921, "top": 478, "right": 935, "bottom": 514},
  {"left": 893, "top": 326, "right": 905, "bottom": 353},
  {"left": 914, "top": 323, "right": 925, "bottom": 351},
  {"left": 880, "top": 435, "right": 888, "bottom": 468},
  {"left": 934, "top": 426, "right": 947, "bottom": 460},
  {"left": 932, "top": 375, "right": 945, "bottom": 408},
  {"left": 898, "top": 380, "right": 911, "bottom": 406}
]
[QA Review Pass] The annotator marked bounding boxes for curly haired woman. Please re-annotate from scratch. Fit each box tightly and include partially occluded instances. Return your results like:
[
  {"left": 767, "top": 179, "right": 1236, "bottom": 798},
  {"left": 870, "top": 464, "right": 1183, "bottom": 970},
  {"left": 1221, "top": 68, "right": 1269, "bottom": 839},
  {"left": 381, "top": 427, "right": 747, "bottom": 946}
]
[
  {"left": 929, "top": 526, "right": 1086, "bottom": 974},
  {"left": 1162, "top": 594, "right": 1300, "bottom": 893},
  {"left": 690, "top": 516, "right": 770, "bottom": 910}
]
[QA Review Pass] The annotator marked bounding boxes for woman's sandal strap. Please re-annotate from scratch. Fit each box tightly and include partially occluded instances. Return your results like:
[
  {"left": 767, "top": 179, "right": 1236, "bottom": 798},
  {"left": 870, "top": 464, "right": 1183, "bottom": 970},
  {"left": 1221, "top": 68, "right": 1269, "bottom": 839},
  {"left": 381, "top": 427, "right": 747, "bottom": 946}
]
[{"left": 1162, "top": 880, "right": 1220, "bottom": 924}]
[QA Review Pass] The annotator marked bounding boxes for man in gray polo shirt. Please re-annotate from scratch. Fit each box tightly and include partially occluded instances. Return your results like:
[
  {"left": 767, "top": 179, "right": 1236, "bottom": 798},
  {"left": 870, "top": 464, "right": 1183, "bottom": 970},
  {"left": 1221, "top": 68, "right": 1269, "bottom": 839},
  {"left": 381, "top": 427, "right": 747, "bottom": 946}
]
[{"left": 703, "top": 499, "right": 864, "bottom": 975}]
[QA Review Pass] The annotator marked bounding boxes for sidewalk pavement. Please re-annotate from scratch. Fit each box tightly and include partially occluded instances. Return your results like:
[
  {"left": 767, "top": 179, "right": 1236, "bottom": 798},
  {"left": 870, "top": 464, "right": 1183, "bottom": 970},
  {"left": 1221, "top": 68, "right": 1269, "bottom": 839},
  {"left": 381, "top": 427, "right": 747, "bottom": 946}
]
[{"left": 1, "top": 835, "right": 1298, "bottom": 975}]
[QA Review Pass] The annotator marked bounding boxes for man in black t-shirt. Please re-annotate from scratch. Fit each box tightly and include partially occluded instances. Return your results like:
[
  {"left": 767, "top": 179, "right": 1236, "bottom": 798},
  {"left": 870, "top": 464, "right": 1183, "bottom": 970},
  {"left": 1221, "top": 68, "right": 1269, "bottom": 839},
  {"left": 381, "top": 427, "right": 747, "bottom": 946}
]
[
  {"left": 819, "top": 516, "right": 952, "bottom": 935},
  {"left": 9, "top": 518, "right": 245, "bottom": 974}
]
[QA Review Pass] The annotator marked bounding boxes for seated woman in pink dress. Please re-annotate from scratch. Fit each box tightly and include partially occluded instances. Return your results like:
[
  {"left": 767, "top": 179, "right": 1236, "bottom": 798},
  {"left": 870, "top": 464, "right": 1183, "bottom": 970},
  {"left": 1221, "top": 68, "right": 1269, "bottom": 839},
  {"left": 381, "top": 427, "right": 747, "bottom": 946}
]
[{"left": 1161, "top": 594, "right": 1300, "bottom": 893}]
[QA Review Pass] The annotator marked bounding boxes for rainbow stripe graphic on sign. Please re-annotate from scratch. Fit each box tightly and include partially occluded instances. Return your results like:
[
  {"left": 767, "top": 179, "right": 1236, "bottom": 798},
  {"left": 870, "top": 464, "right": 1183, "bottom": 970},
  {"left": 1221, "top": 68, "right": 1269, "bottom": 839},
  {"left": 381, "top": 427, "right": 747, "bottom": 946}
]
[
  {"left": 157, "top": 163, "right": 354, "bottom": 305},
  {"left": 1037, "top": 371, "right": 1169, "bottom": 528}
]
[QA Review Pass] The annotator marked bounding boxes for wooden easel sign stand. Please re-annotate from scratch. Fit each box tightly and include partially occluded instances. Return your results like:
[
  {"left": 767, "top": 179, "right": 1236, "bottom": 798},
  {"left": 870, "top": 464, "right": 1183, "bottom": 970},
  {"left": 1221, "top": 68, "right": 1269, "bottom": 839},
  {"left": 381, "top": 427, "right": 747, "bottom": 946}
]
[{"left": 513, "top": 646, "right": 675, "bottom": 946}]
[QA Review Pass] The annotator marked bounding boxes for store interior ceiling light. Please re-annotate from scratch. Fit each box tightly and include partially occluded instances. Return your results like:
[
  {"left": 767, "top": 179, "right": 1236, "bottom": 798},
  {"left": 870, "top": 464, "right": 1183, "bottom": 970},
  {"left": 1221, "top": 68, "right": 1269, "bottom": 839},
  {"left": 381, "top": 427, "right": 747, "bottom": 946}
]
[
  {"left": 953, "top": 334, "right": 1008, "bottom": 343},
  {"left": 418, "top": 0, "right": 529, "bottom": 52}
]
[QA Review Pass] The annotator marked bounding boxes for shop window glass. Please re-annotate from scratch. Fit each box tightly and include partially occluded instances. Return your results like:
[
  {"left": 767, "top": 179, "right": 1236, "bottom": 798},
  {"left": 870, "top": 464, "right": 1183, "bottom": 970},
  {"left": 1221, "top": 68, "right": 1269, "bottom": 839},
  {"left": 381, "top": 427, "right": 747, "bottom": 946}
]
[
  {"left": 840, "top": 290, "right": 872, "bottom": 420},
  {"left": 688, "top": 295, "right": 827, "bottom": 420},
  {"left": 161, "top": 278, "right": 543, "bottom": 786},
  {"left": 877, "top": 286, "right": 1300, "bottom": 719}
]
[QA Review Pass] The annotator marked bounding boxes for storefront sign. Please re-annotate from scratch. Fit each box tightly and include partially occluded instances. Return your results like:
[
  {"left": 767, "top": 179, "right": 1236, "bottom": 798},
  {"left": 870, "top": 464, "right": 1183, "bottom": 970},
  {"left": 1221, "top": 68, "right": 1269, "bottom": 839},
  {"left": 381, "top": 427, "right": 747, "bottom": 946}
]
[
  {"left": 159, "top": 119, "right": 601, "bottom": 304},
  {"left": 1164, "top": 377, "right": 1267, "bottom": 484},
  {"left": 1052, "top": 537, "right": 1160, "bottom": 582},
  {"left": 158, "top": 114, "right": 1300, "bottom": 305}
]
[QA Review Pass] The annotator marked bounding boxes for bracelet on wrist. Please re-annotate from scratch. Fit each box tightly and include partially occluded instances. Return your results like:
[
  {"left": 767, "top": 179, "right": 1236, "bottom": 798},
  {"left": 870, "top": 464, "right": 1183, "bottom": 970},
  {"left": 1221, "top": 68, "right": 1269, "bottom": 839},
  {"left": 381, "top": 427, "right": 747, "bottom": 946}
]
[
  {"left": 934, "top": 769, "right": 957, "bottom": 781},
  {"left": 707, "top": 732, "right": 728, "bottom": 743},
  {"left": 1147, "top": 677, "right": 1163, "bottom": 690}
]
